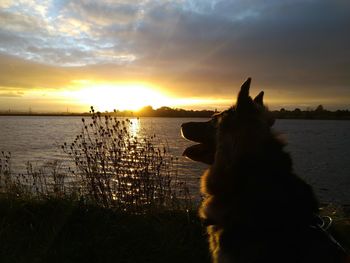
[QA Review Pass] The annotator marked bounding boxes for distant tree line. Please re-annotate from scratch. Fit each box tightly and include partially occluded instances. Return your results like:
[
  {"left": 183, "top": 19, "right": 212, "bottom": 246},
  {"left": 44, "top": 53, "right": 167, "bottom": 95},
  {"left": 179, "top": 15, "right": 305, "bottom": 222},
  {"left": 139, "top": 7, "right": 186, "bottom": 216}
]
[
  {"left": 271, "top": 105, "right": 350, "bottom": 120},
  {"left": 1, "top": 105, "right": 350, "bottom": 120},
  {"left": 135, "top": 106, "right": 215, "bottom": 118},
  {"left": 114, "top": 106, "right": 217, "bottom": 118},
  {"left": 112, "top": 105, "right": 350, "bottom": 120}
]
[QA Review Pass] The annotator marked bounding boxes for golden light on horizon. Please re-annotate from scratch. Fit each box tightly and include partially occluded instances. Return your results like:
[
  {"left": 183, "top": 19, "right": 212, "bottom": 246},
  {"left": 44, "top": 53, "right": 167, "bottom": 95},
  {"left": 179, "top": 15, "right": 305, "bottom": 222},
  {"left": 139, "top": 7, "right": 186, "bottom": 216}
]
[
  {"left": 64, "top": 82, "right": 173, "bottom": 111},
  {"left": 2, "top": 79, "right": 338, "bottom": 113},
  {"left": 6, "top": 80, "right": 333, "bottom": 113},
  {"left": 62, "top": 81, "right": 236, "bottom": 112}
]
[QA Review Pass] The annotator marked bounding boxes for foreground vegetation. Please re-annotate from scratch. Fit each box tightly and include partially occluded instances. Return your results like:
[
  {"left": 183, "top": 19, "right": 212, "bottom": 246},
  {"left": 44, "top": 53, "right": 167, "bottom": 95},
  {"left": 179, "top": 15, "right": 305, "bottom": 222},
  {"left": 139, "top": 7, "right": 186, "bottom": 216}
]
[
  {"left": 0, "top": 197, "right": 209, "bottom": 263},
  {"left": 0, "top": 108, "right": 205, "bottom": 262}
]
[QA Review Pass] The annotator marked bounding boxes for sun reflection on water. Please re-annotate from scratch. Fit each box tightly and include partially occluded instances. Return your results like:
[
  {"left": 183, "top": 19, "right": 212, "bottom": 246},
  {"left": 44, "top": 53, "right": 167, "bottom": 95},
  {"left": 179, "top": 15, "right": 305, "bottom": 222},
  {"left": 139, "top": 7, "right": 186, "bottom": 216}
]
[{"left": 129, "top": 118, "right": 141, "bottom": 137}]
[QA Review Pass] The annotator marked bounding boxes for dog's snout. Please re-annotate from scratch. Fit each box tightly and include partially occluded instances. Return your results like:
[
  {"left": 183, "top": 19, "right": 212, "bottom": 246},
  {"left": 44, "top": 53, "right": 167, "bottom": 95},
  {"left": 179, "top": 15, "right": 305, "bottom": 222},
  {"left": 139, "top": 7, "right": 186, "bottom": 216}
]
[
  {"left": 181, "top": 122, "right": 196, "bottom": 128},
  {"left": 181, "top": 122, "right": 189, "bottom": 129},
  {"left": 181, "top": 121, "right": 215, "bottom": 144},
  {"left": 181, "top": 122, "right": 195, "bottom": 140}
]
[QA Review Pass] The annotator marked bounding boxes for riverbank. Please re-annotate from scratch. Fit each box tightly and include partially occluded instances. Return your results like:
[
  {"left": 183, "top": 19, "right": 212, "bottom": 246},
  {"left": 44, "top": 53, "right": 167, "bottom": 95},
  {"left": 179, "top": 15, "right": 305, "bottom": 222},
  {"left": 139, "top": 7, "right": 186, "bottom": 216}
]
[
  {"left": 0, "top": 197, "right": 349, "bottom": 263},
  {"left": 1, "top": 106, "right": 350, "bottom": 120},
  {"left": 0, "top": 197, "right": 209, "bottom": 263}
]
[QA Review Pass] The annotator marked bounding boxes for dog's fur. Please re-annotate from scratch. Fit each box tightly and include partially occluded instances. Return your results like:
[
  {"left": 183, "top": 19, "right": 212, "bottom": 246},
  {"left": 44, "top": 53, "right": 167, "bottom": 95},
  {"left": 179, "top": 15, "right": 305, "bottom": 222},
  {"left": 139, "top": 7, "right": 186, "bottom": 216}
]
[{"left": 181, "top": 78, "right": 348, "bottom": 263}]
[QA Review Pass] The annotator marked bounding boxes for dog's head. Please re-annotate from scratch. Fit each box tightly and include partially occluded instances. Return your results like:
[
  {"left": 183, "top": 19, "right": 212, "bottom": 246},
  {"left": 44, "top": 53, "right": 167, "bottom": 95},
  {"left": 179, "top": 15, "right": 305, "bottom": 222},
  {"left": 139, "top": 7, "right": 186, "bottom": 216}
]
[{"left": 181, "top": 78, "right": 275, "bottom": 165}]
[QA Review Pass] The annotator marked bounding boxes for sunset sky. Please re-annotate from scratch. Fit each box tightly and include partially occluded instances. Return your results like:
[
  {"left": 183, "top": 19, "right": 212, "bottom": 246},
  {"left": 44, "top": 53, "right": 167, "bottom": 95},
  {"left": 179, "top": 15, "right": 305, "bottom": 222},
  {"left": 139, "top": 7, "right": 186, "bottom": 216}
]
[{"left": 0, "top": 0, "right": 349, "bottom": 112}]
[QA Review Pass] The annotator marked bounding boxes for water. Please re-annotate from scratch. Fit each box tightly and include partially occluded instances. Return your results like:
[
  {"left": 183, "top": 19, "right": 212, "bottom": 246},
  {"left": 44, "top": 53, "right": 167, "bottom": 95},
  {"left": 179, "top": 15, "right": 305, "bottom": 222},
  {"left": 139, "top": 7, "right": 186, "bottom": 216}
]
[{"left": 0, "top": 116, "right": 349, "bottom": 205}]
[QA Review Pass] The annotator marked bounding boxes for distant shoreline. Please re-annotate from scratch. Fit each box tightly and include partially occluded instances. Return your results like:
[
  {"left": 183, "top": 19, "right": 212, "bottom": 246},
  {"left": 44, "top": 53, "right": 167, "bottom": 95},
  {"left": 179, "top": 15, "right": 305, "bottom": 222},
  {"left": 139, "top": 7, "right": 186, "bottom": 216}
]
[
  {"left": 0, "top": 113, "right": 91, "bottom": 117},
  {"left": 1, "top": 105, "right": 350, "bottom": 120},
  {"left": 0, "top": 113, "right": 350, "bottom": 120}
]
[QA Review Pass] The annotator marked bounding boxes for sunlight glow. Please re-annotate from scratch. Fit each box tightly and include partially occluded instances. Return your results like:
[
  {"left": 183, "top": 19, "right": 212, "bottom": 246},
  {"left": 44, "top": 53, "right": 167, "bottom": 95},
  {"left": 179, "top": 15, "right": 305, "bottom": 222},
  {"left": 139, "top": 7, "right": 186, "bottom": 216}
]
[
  {"left": 3, "top": 83, "right": 323, "bottom": 113},
  {"left": 129, "top": 118, "right": 141, "bottom": 137},
  {"left": 65, "top": 83, "right": 173, "bottom": 111},
  {"left": 62, "top": 81, "right": 237, "bottom": 112}
]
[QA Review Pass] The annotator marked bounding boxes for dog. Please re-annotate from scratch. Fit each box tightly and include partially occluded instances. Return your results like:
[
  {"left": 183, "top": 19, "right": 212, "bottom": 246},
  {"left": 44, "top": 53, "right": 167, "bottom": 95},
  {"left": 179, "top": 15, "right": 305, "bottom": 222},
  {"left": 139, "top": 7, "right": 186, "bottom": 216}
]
[{"left": 181, "top": 78, "right": 348, "bottom": 263}]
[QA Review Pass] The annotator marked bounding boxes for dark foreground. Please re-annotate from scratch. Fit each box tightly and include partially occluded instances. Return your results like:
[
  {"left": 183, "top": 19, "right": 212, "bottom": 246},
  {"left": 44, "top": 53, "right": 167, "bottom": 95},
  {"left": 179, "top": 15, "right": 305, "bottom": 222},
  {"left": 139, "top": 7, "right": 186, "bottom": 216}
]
[
  {"left": 0, "top": 198, "right": 349, "bottom": 263},
  {"left": 0, "top": 198, "right": 209, "bottom": 263}
]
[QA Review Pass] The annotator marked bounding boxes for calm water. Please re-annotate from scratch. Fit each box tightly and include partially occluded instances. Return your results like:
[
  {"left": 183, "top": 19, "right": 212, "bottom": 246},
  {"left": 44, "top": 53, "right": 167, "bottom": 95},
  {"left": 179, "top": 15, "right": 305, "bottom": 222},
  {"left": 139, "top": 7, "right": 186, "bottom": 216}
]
[{"left": 0, "top": 116, "right": 349, "bottom": 205}]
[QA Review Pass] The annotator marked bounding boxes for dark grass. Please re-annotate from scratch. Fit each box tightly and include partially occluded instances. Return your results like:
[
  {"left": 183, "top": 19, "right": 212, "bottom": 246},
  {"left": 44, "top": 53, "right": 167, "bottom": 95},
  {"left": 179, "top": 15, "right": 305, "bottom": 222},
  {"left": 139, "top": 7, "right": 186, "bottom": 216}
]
[
  {"left": 0, "top": 197, "right": 210, "bottom": 263},
  {"left": 1, "top": 197, "right": 350, "bottom": 263}
]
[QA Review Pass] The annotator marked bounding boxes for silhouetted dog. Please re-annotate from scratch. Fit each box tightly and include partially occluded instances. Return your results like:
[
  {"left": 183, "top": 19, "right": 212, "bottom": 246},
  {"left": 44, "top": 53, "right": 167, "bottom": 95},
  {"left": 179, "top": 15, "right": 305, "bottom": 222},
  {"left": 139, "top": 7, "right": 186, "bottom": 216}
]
[{"left": 181, "top": 78, "right": 348, "bottom": 263}]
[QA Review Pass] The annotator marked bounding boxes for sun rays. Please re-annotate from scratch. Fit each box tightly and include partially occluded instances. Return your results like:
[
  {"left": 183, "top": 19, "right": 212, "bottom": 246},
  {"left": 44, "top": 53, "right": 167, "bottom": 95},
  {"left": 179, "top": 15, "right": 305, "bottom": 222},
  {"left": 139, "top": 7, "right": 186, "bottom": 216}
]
[
  {"left": 64, "top": 82, "right": 172, "bottom": 112},
  {"left": 60, "top": 81, "right": 235, "bottom": 112}
]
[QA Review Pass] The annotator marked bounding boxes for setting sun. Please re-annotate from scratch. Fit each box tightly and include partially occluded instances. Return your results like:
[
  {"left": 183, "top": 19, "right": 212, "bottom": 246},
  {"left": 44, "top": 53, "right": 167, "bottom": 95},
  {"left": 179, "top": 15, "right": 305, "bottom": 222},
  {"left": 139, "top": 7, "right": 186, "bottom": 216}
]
[
  {"left": 61, "top": 81, "right": 234, "bottom": 112},
  {"left": 65, "top": 83, "right": 173, "bottom": 112}
]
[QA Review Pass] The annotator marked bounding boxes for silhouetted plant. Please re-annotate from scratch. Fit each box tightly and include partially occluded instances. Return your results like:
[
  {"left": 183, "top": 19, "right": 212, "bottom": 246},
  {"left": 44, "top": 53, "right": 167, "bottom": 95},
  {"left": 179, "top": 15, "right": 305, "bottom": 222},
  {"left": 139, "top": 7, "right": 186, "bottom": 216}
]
[
  {"left": 25, "top": 160, "right": 69, "bottom": 197},
  {"left": 0, "top": 107, "right": 191, "bottom": 212},
  {"left": 61, "top": 107, "right": 189, "bottom": 212},
  {"left": 0, "top": 155, "right": 70, "bottom": 198},
  {"left": 0, "top": 151, "right": 12, "bottom": 193}
]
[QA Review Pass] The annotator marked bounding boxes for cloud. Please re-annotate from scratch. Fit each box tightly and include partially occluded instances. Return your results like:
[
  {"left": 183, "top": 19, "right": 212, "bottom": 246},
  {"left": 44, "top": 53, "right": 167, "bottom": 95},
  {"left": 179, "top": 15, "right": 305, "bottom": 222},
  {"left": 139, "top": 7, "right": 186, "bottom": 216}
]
[
  {"left": 0, "top": 52, "right": 140, "bottom": 90},
  {"left": 0, "top": 10, "right": 42, "bottom": 32},
  {"left": 0, "top": 53, "right": 77, "bottom": 89},
  {"left": 64, "top": 1, "right": 140, "bottom": 26},
  {"left": 0, "top": 0, "right": 349, "bottom": 107},
  {"left": 0, "top": 91, "right": 24, "bottom": 97},
  {"left": 127, "top": 0, "right": 350, "bottom": 90}
]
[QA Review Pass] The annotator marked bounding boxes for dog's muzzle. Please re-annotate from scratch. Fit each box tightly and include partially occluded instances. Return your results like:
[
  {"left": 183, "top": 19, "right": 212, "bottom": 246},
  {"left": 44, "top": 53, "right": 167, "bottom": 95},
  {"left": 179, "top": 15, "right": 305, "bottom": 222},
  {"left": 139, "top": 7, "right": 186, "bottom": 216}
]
[{"left": 181, "top": 121, "right": 216, "bottom": 165}]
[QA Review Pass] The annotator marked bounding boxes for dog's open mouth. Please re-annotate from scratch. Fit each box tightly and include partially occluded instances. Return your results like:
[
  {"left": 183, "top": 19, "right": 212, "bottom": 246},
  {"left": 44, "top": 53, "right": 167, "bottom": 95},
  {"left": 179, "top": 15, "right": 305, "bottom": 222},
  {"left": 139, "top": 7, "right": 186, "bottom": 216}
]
[
  {"left": 182, "top": 143, "right": 215, "bottom": 165},
  {"left": 181, "top": 121, "right": 216, "bottom": 165}
]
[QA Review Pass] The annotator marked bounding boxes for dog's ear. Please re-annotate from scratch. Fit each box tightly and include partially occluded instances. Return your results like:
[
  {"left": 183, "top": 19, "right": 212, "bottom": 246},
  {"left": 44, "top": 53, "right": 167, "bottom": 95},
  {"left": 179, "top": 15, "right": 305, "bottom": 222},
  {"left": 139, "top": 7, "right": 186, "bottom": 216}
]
[
  {"left": 236, "top": 78, "right": 254, "bottom": 112},
  {"left": 253, "top": 91, "right": 264, "bottom": 106},
  {"left": 254, "top": 91, "right": 274, "bottom": 126},
  {"left": 239, "top": 78, "right": 251, "bottom": 98}
]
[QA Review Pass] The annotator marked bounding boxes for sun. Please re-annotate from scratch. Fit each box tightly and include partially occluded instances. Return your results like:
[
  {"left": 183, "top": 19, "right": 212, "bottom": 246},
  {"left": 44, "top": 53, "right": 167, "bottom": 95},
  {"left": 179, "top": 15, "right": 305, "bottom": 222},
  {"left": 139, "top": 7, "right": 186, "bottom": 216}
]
[
  {"left": 68, "top": 83, "right": 172, "bottom": 111},
  {"left": 62, "top": 80, "right": 233, "bottom": 112}
]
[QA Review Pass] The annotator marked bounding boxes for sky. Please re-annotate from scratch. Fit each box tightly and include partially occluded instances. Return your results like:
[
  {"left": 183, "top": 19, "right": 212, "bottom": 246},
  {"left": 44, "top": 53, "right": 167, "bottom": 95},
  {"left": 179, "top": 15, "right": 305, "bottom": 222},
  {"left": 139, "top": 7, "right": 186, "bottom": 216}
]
[{"left": 0, "top": 0, "right": 349, "bottom": 112}]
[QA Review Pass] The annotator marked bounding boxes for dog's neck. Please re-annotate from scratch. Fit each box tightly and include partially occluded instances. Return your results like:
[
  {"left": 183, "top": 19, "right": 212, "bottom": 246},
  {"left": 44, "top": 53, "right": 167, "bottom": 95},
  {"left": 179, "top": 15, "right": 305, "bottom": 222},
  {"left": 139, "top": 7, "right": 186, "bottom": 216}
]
[
  {"left": 214, "top": 127, "right": 290, "bottom": 172},
  {"left": 201, "top": 130, "right": 319, "bottom": 230},
  {"left": 203, "top": 131, "right": 294, "bottom": 201}
]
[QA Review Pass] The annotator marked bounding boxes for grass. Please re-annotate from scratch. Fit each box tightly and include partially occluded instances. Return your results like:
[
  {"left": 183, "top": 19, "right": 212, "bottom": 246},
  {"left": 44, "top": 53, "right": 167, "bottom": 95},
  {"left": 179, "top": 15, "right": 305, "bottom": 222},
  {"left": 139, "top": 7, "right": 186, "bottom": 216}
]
[{"left": 0, "top": 197, "right": 210, "bottom": 263}]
